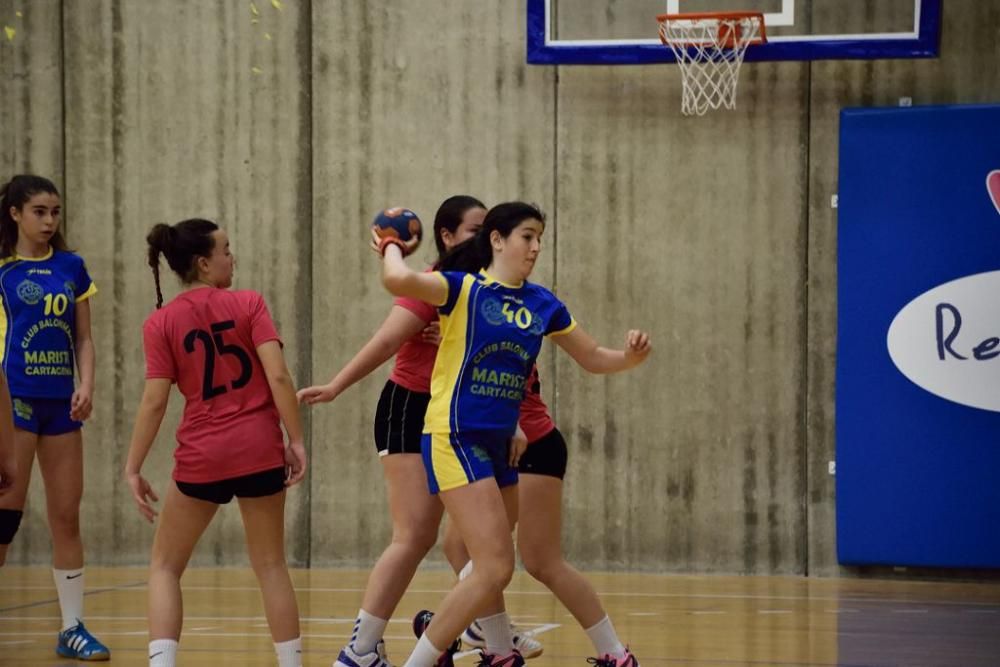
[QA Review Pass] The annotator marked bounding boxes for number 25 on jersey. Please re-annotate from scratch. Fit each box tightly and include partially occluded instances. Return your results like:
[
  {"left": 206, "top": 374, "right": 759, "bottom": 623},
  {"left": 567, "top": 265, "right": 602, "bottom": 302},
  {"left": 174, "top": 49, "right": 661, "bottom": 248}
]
[{"left": 184, "top": 320, "right": 253, "bottom": 400}]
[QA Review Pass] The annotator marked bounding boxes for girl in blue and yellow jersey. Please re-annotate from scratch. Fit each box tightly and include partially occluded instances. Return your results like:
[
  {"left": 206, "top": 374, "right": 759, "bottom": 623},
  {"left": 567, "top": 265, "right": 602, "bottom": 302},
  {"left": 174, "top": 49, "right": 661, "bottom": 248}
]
[
  {"left": 373, "top": 201, "right": 651, "bottom": 667},
  {"left": 0, "top": 175, "right": 110, "bottom": 660}
]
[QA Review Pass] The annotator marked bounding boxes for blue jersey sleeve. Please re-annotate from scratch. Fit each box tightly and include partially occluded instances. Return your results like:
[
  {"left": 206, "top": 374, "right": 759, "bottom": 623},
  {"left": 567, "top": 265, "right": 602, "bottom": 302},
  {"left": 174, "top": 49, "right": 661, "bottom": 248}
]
[
  {"left": 73, "top": 255, "right": 97, "bottom": 302},
  {"left": 437, "top": 271, "right": 469, "bottom": 316},
  {"left": 545, "top": 298, "right": 576, "bottom": 337}
]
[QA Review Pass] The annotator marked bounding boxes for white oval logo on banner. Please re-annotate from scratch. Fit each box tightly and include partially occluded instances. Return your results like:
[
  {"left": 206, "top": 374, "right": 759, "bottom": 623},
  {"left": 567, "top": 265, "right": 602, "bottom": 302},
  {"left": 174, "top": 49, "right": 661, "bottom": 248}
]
[{"left": 887, "top": 270, "right": 1000, "bottom": 412}]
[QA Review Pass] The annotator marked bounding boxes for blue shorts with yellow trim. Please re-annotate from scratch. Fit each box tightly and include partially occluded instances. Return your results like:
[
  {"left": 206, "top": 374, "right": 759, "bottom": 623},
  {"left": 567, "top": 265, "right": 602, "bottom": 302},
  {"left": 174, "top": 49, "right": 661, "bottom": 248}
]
[
  {"left": 421, "top": 431, "right": 519, "bottom": 494},
  {"left": 11, "top": 396, "right": 82, "bottom": 436}
]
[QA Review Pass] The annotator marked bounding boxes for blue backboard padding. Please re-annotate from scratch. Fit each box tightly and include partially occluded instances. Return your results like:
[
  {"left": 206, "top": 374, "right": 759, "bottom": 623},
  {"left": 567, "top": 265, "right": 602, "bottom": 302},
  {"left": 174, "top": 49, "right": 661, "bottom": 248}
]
[
  {"left": 527, "top": 0, "right": 941, "bottom": 64},
  {"left": 836, "top": 104, "right": 1000, "bottom": 568}
]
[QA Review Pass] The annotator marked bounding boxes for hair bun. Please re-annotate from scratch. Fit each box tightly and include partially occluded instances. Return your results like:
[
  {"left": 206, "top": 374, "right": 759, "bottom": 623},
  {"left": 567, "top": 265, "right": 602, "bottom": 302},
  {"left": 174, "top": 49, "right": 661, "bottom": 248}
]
[{"left": 146, "top": 223, "right": 176, "bottom": 251}]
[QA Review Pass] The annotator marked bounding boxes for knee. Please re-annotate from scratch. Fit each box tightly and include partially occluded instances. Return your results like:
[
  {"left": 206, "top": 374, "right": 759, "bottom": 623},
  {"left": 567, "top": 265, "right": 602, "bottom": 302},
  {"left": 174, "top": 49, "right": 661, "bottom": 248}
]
[
  {"left": 474, "top": 551, "right": 515, "bottom": 594},
  {"left": 149, "top": 555, "right": 185, "bottom": 580},
  {"left": 47, "top": 507, "right": 80, "bottom": 539},
  {"left": 249, "top": 550, "right": 288, "bottom": 576},
  {"left": 150, "top": 545, "right": 191, "bottom": 579},
  {"left": 392, "top": 522, "right": 439, "bottom": 558},
  {"left": 521, "top": 550, "right": 561, "bottom": 586}
]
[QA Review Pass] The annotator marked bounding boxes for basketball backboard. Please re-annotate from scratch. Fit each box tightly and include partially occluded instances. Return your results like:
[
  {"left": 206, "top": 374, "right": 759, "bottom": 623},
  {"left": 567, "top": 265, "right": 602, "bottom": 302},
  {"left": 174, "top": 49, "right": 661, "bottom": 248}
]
[{"left": 527, "top": 0, "right": 942, "bottom": 64}]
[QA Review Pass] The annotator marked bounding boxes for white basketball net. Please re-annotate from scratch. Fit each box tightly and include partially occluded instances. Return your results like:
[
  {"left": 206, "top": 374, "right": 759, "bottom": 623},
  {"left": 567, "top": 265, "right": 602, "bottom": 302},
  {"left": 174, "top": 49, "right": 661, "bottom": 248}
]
[{"left": 658, "top": 14, "right": 763, "bottom": 116}]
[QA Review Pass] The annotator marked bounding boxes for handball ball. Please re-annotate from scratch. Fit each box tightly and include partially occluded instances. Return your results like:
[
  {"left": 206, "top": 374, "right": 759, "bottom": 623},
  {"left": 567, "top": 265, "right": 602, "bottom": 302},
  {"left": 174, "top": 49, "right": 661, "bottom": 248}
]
[{"left": 372, "top": 207, "right": 422, "bottom": 253}]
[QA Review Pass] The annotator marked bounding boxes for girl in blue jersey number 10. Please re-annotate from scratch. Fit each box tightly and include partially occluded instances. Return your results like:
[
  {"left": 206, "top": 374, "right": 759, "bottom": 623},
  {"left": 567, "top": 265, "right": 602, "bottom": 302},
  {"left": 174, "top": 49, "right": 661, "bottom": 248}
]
[
  {"left": 373, "top": 201, "right": 651, "bottom": 667},
  {"left": 0, "top": 175, "right": 110, "bottom": 661}
]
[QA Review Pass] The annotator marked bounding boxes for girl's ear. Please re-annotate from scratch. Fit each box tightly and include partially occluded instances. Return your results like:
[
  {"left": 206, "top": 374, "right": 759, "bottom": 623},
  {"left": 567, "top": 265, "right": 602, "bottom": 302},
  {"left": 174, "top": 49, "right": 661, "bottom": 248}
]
[{"left": 490, "top": 229, "right": 503, "bottom": 252}]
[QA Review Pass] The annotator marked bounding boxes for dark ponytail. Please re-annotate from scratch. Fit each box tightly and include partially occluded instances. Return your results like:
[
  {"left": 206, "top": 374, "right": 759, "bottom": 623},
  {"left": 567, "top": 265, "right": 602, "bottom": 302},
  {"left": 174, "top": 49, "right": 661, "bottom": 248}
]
[
  {"left": 438, "top": 201, "right": 545, "bottom": 274},
  {"left": 0, "top": 175, "right": 69, "bottom": 258},
  {"left": 146, "top": 218, "right": 219, "bottom": 308}
]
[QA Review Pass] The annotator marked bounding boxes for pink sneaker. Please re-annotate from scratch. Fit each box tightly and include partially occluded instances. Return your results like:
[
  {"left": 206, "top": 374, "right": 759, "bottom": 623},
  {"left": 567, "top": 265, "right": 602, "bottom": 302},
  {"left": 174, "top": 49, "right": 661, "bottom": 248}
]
[
  {"left": 475, "top": 650, "right": 525, "bottom": 666},
  {"left": 587, "top": 648, "right": 640, "bottom": 667}
]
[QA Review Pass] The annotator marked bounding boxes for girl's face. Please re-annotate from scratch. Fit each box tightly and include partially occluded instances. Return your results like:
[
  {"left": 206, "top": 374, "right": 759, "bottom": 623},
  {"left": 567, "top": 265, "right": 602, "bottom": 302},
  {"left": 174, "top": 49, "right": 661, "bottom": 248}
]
[
  {"left": 441, "top": 207, "right": 486, "bottom": 251},
  {"left": 493, "top": 218, "right": 544, "bottom": 279},
  {"left": 198, "top": 229, "right": 235, "bottom": 288},
  {"left": 11, "top": 192, "right": 61, "bottom": 249}
]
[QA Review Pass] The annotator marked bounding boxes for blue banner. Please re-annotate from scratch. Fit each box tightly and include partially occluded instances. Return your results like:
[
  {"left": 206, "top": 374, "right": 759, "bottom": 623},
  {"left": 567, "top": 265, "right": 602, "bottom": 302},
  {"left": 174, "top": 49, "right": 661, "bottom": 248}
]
[{"left": 837, "top": 104, "right": 1000, "bottom": 568}]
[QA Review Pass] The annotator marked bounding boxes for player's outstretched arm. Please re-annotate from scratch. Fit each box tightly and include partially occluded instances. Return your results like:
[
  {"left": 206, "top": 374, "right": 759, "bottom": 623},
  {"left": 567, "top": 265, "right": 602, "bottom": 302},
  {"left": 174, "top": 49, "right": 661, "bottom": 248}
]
[
  {"left": 257, "top": 341, "right": 307, "bottom": 487},
  {"left": 377, "top": 241, "right": 448, "bottom": 306},
  {"left": 124, "top": 378, "right": 172, "bottom": 522},
  {"left": 297, "top": 305, "right": 428, "bottom": 405},
  {"left": 553, "top": 327, "right": 652, "bottom": 374}
]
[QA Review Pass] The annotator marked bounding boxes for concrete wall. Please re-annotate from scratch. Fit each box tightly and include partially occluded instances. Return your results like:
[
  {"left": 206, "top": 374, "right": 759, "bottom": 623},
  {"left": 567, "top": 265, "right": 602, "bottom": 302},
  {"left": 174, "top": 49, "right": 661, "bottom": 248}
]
[{"left": 1, "top": 0, "right": 997, "bottom": 574}]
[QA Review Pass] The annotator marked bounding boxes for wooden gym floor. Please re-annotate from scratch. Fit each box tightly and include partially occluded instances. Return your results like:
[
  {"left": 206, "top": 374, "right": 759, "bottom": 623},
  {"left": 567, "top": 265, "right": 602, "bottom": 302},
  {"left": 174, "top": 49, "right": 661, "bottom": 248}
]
[{"left": 1, "top": 566, "right": 998, "bottom": 666}]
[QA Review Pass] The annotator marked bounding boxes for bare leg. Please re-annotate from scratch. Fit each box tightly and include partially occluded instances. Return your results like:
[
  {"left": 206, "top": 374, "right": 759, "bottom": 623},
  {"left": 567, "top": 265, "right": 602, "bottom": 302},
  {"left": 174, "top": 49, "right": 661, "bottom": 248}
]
[
  {"left": 36, "top": 430, "right": 84, "bottom": 570},
  {"left": 518, "top": 474, "right": 605, "bottom": 628},
  {"left": 419, "top": 479, "right": 514, "bottom": 652},
  {"left": 477, "top": 483, "right": 520, "bottom": 619},
  {"left": 237, "top": 490, "right": 300, "bottom": 643},
  {"left": 148, "top": 483, "right": 218, "bottom": 640},
  {"left": 361, "top": 454, "right": 443, "bottom": 617}
]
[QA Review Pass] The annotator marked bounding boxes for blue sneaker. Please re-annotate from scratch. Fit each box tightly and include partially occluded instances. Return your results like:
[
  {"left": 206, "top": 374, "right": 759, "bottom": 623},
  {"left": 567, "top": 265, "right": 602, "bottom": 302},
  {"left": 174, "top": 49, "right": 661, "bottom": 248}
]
[
  {"left": 334, "top": 641, "right": 394, "bottom": 667},
  {"left": 56, "top": 620, "right": 111, "bottom": 661}
]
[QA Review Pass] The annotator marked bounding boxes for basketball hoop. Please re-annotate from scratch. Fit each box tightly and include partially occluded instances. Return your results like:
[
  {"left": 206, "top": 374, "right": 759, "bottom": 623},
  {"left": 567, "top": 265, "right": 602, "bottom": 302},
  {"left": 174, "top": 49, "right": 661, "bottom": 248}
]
[{"left": 657, "top": 12, "right": 766, "bottom": 116}]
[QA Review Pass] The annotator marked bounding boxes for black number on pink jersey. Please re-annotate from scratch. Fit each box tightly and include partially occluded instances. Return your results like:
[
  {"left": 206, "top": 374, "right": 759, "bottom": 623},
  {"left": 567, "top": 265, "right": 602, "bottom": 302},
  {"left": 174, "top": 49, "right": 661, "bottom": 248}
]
[{"left": 183, "top": 320, "right": 254, "bottom": 400}]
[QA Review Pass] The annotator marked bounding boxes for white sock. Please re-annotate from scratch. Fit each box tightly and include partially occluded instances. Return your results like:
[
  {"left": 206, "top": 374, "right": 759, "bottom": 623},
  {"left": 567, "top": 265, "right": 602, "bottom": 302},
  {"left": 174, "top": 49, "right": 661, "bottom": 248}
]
[
  {"left": 458, "top": 560, "right": 474, "bottom": 581},
  {"left": 148, "top": 638, "right": 178, "bottom": 667},
  {"left": 274, "top": 636, "right": 302, "bottom": 667},
  {"left": 403, "top": 633, "right": 443, "bottom": 667},
  {"left": 351, "top": 609, "right": 387, "bottom": 655},
  {"left": 52, "top": 568, "right": 84, "bottom": 631},
  {"left": 585, "top": 615, "right": 626, "bottom": 659},
  {"left": 477, "top": 611, "right": 514, "bottom": 655}
]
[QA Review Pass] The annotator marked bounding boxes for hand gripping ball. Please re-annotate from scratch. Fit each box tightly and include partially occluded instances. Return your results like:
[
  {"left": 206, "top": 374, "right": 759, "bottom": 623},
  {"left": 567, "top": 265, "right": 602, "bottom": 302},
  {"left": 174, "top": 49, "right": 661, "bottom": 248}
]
[{"left": 372, "top": 207, "right": 423, "bottom": 255}]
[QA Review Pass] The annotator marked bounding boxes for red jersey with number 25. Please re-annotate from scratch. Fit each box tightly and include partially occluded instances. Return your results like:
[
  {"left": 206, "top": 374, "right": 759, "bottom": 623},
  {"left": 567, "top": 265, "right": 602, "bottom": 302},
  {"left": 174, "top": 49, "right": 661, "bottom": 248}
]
[{"left": 142, "top": 288, "right": 285, "bottom": 483}]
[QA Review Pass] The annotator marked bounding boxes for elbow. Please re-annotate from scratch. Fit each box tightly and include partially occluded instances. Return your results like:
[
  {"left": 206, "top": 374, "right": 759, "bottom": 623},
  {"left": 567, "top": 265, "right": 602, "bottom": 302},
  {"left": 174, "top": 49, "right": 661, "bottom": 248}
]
[
  {"left": 267, "top": 370, "right": 295, "bottom": 390},
  {"left": 573, "top": 352, "right": 605, "bottom": 375},
  {"left": 145, "top": 396, "right": 170, "bottom": 415}
]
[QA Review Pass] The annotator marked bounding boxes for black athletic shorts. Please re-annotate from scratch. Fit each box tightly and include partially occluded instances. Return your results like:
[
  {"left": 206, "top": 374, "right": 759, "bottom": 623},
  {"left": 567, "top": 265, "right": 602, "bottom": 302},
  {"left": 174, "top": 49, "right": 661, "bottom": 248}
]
[
  {"left": 373, "top": 379, "right": 430, "bottom": 456},
  {"left": 176, "top": 467, "right": 285, "bottom": 504},
  {"left": 517, "top": 428, "right": 568, "bottom": 479}
]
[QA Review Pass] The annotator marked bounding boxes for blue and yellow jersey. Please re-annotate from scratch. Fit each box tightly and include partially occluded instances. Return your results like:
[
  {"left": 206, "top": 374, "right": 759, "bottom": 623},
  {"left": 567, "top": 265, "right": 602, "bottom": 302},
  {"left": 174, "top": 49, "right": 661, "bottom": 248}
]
[
  {"left": 0, "top": 248, "right": 97, "bottom": 398},
  {"left": 424, "top": 270, "right": 576, "bottom": 436}
]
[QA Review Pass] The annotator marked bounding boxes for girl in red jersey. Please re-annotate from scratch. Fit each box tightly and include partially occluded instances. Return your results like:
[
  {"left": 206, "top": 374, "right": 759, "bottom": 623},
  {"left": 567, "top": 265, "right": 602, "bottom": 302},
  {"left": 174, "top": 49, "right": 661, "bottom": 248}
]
[
  {"left": 297, "top": 196, "right": 494, "bottom": 667},
  {"left": 442, "top": 363, "right": 641, "bottom": 666},
  {"left": 0, "top": 175, "right": 110, "bottom": 661},
  {"left": 124, "top": 218, "right": 307, "bottom": 667}
]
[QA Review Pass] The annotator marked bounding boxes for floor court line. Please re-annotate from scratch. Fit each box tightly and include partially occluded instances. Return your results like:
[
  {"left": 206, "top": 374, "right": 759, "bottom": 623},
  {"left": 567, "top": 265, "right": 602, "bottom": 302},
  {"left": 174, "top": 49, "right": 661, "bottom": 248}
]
[
  {"left": 0, "top": 579, "right": 146, "bottom": 614},
  {"left": 5, "top": 583, "right": 998, "bottom": 608}
]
